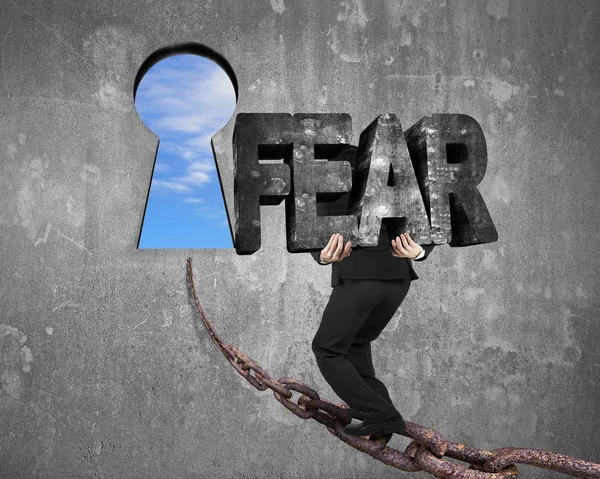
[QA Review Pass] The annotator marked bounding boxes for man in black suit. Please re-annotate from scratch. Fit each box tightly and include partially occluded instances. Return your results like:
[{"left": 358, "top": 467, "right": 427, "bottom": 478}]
[{"left": 310, "top": 222, "right": 434, "bottom": 437}]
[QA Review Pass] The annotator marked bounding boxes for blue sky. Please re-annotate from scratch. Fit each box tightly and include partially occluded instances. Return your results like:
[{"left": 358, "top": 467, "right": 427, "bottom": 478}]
[{"left": 135, "top": 54, "right": 236, "bottom": 248}]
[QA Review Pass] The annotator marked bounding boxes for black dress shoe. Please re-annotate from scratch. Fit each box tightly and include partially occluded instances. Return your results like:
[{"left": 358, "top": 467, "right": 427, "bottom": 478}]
[
  {"left": 345, "top": 408, "right": 365, "bottom": 420},
  {"left": 344, "top": 415, "right": 407, "bottom": 436}
]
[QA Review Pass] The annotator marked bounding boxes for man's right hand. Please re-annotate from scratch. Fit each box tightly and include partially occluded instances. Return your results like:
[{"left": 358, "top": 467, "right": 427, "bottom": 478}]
[{"left": 319, "top": 233, "right": 352, "bottom": 264}]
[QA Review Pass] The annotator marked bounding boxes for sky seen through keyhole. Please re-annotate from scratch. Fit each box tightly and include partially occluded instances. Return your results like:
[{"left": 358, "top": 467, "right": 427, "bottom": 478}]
[{"left": 136, "top": 54, "right": 236, "bottom": 248}]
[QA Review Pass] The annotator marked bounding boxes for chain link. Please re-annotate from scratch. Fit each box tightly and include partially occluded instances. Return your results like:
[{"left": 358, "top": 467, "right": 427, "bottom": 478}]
[{"left": 187, "top": 258, "right": 600, "bottom": 479}]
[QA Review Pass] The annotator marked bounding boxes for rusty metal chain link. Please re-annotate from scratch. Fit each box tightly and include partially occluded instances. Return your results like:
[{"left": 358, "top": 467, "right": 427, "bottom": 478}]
[{"left": 187, "top": 258, "right": 600, "bottom": 479}]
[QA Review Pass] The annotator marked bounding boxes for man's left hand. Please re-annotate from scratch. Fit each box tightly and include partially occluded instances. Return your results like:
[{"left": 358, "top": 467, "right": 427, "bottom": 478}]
[{"left": 391, "top": 233, "right": 423, "bottom": 259}]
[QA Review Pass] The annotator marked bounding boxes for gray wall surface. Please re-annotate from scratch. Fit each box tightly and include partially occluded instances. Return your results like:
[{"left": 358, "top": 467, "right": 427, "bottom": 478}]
[{"left": 1, "top": 0, "right": 599, "bottom": 477}]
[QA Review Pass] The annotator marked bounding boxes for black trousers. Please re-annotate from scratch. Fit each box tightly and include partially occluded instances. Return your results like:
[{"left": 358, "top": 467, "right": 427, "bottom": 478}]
[{"left": 311, "top": 278, "right": 411, "bottom": 423}]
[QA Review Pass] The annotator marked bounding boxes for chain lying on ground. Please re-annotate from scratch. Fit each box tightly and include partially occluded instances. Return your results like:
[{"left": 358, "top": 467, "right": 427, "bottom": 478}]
[{"left": 187, "top": 258, "right": 600, "bottom": 479}]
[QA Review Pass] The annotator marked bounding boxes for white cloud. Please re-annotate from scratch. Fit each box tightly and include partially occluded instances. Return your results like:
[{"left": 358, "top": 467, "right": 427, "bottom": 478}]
[
  {"left": 188, "top": 68, "right": 237, "bottom": 107},
  {"left": 185, "top": 171, "right": 211, "bottom": 186},
  {"left": 155, "top": 114, "right": 213, "bottom": 134},
  {"left": 152, "top": 179, "right": 192, "bottom": 192},
  {"left": 189, "top": 161, "right": 214, "bottom": 172},
  {"left": 137, "top": 59, "right": 236, "bottom": 137},
  {"left": 160, "top": 142, "right": 201, "bottom": 162},
  {"left": 153, "top": 162, "right": 170, "bottom": 173},
  {"left": 151, "top": 161, "right": 214, "bottom": 193},
  {"left": 184, "top": 198, "right": 203, "bottom": 204},
  {"left": 182, "top": 150, "right": 197, "bottom": 161},
  {"left": 185, "top": 134, "right": 215, "bottom": 150},
  {"left": 181, "top": 161, "right": 214, "bottom": 186}
]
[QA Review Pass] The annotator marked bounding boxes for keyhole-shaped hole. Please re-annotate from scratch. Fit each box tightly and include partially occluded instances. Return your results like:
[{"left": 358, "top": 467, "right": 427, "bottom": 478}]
[{"left": 135, "top": 51, "right": 237, "bottom": 248}]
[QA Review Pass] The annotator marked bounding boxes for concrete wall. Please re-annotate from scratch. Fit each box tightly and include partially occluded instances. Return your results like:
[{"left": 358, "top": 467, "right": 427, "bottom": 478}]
[{"left": 1, "top": 0, "right": 599, "bottom": 477}]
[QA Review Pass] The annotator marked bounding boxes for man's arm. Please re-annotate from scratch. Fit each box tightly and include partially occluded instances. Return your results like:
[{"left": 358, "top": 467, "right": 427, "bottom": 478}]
[
  {"left": 391, "top": 233, "right": 435, "bottom": 261},
  {"left": 414, "top": 243, "right": 436, "bottom": 262},
  {"left": 310, "top": 251, "right": 329, "bottom": 265},
  {"left": 311, "top": 233, "right": 352, "bottom": 265}
]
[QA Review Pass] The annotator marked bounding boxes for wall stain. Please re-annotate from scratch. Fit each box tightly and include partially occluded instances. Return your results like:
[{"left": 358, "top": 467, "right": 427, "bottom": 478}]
[
  {"left": 269, "top": 0, "right": 286, "bottom": 15},
  {"left": 0, "top": 324, "right": 33, "bottom": 402},
  {"left": 327, "top": 0, "right": 368, "bottom": 63},
  {"left": 487, "top": 0, "right": 509, "bottom": 21}
]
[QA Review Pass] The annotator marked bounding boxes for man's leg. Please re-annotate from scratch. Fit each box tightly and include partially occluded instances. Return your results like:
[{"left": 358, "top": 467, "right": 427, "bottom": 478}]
[
  {"left": 347, "top": 280, "right": 411, "bottom": 414},
  {"left": 312, "top": 280, "right": 399, "bottom": 423},
  {"left": 348, "top": 342, "right": 394, "bottom": 406}
]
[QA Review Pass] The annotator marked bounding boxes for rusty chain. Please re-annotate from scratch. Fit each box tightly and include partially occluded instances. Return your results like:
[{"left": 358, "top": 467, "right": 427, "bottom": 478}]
[{"left": 186, "top": 258, "right": 600, "bottom": 479}]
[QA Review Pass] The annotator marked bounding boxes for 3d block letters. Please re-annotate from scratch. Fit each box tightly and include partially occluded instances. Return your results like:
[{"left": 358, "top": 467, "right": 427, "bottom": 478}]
[{"left": 232, "top": 113, "right": 498, "bottom": 254}]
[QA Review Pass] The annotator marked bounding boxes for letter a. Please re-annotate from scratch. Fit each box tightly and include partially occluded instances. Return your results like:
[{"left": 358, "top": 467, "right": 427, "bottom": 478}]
[{"left": 349, "top": 114, "right": 432, "bottom": 245}]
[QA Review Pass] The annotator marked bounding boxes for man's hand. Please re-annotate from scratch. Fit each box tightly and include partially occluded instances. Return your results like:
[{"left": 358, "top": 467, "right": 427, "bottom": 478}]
[
  {"left": 391, "top": 233, "right": 423, "bottom": 259},
  {"left": 319, "top": 233, "right": 352, "bottom": 264}
]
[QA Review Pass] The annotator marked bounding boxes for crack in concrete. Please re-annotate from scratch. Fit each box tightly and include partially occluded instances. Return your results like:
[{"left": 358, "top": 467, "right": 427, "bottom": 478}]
[{"left": 34, "top": 222, "right": 92, "bottom": 256}]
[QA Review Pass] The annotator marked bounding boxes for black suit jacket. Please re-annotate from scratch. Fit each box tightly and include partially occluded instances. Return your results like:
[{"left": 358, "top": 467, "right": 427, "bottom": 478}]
[{"left": 309, "top": 194, "right": 435, "bottom": 287}]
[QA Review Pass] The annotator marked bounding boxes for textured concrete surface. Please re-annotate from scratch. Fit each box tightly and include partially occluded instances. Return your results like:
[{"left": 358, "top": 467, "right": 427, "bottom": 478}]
[{"left": 1, "top": 0, "right": 599, "bottom": 477}]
